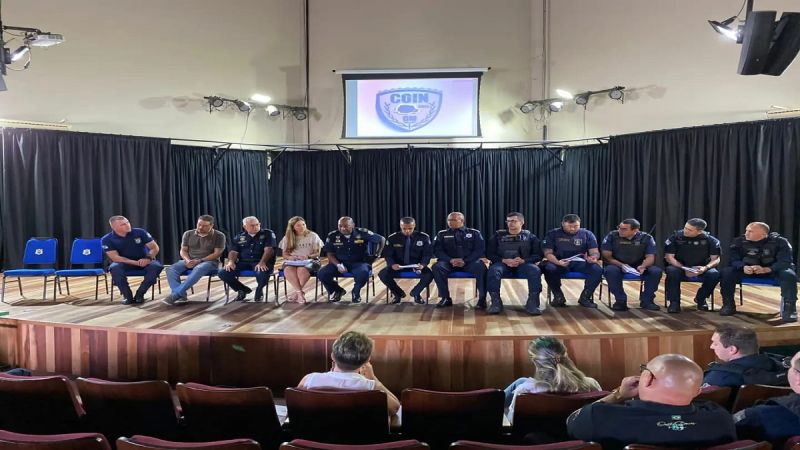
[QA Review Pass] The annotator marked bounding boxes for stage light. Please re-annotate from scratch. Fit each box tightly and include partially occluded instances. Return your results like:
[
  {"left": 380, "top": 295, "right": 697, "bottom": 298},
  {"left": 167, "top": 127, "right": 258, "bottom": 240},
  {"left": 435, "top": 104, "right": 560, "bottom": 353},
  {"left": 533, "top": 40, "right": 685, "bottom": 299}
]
[
  {"left": 233, "top": 100, "right": 252, "bottom": 112},
  {"left": 575, "top": 93, "right": 590, "bottom": 106},
  {"left": 265, "top": 105, "right": 280, "bottom": 116},
  {"left": 207, "top": 96, "right": 224, "bottom": 108},
  {"left": 9, "top": 46, "right": 29, "bottom": 62},
  {"left": 555, "top": 89, "right": 574, "bottom": 99},
  {"left": 520, "top": 102, "right": 536, "bottom": 114},
  {"left": 250, "top": 93, "right": 272, "bottom": 104},
  {"left": 709, "top": 16, "right": 740, "bottom": 41},
  {"left": 291, "top": 108, "right": 308, "bottom": 121},
  {"left": 549, "top": 101, "right": 563, "bottom": 112},
  {"left": 609, "top": 87, "right": 624, "bottom": 101}
]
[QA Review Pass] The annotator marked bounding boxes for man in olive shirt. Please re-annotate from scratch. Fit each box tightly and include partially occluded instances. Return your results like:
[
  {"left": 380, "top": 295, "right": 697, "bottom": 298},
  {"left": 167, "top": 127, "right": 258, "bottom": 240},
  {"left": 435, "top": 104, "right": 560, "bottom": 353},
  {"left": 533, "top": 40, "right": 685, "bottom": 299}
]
[{"left": 164, "top": 215, "right": 226, "bottom": 305}]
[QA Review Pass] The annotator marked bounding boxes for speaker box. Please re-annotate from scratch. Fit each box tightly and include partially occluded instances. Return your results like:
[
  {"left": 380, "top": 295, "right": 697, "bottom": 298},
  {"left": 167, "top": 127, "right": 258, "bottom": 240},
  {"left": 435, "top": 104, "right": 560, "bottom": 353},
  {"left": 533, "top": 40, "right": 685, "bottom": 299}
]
[
  {"left": 738, "top": 10, "right": 777, "bottom": 75},
  {"left": 763, "top": 12, "right": 800, "bottom": 75}
]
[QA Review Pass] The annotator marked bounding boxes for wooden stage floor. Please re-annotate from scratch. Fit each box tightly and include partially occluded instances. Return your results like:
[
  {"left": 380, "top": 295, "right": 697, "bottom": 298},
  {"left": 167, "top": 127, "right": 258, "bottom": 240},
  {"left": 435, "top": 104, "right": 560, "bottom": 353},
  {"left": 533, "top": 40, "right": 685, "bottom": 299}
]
[{"left": 1, "top": 260, "right": 798, "bottom": 393}]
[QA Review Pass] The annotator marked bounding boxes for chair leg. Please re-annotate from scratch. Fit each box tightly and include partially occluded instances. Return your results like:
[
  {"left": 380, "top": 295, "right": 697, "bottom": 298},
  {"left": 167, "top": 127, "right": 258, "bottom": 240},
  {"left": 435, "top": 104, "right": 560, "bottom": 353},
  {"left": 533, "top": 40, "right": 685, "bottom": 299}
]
[
  {"left": 157, "top": 278, "right": 162, "bottom": 294},
  {"left": 738, "top": 283, "right": 743, "bottom": 306},
  {"left": 205, "top": 276, "right": 212, "bottom": 302},
  {"left": 17, "top": 278, "right": 23, "bottom": 296},
  {"left": 94, "top": 276, "right": 100, "bottom": 301},
  {"left": 53, "top": 276, "right": 58, "bottom": 302},
  {"left": 1, "top": 277, "right": 6, "bottom": 304},
  {"left": 42, "top": 276, "right": 48, "bottom": 300},
  {"left": 64, "top": 277, "right": 69, "bottom": 296},
  {"left": 151, "top": 282, "right": 156, "bottom": 301},
  {"left": 314, "top": 277, "right": 319, "bottom": 302},
  {"left": 710, "top": 289, "right": 716, "bottom": 311}
]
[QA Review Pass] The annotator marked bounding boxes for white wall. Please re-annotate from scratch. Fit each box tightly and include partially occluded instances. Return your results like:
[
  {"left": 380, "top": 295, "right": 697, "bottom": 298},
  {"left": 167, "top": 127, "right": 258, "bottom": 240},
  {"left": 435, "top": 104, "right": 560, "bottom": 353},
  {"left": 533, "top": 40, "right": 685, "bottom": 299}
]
[
  {"left": 2, "top": 0, "right": 799, "bottom": 144},
  {"left": 0, "top": 0, "right": 307, "bottom": 145},
  {"left": 538, "top": 0, "right": 800, "bottom": 141}
]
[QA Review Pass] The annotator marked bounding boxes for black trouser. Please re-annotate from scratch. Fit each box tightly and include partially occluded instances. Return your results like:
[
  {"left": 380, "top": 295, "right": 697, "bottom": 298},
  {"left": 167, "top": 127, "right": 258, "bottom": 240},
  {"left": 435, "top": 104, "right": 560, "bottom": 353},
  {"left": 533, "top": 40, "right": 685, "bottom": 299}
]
[
  {"left": 378, "top": 267, "right": 434, "bottom": 297},
  {"left": 664, "top": 266, "right": 720, "bottom": 304},
  {"left": 720, "top": 266, "right": 797, "bottom": 306}
]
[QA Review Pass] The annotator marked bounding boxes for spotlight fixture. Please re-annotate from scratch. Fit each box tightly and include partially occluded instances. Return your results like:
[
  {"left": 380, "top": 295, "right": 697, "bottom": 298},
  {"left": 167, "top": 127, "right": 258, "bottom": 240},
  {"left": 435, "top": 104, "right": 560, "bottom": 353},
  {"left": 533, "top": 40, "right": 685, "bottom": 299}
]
[
  {"left": 608, "top": 86, "right": 624, "bottom": 101},
  {"left": 265, "top": 105, "right": 280, "bottom": 116},
  {"left": 207, "top": 96, "right": 225, "bottom": 108},
  {"left": 233, "top": 100, "right": 252, "bottom": 112},
  {"left": 574, "top": 93, "right": 590, "bottom": 106},
  {"left": 548, "top": 101, "right": 564, "bottom": 112},
  {"left": 1, "top": 25, "right": 65, "bottom": 91},
  {"left": 291, "top": 107, "right": 308, "bottom": 121},
  {"left": 708, "top": 16, "right": 741, "bottom": 41},
  {"left": 9, "top": 46, "right": 29, "bottom": 62},
  {"left": 519, "top": 102, "right": 536, "bottom": 114}
]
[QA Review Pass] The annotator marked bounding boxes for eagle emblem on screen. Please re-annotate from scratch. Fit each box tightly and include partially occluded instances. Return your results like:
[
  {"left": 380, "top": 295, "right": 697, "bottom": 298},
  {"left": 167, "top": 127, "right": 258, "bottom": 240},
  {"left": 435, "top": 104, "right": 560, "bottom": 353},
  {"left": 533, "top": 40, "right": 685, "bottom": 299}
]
[{"left": 376, "top": 88, "right": 442, "bottom": 132}]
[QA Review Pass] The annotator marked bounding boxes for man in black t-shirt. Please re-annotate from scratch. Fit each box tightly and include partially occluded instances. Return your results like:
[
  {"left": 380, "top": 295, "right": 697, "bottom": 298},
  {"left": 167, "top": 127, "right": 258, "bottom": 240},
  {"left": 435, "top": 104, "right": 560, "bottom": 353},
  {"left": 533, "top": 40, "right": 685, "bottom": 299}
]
[
  {"left": 567, "top": 354, "right": 736, "bottom": 450},
  {"left": 663, "top": 218, "right": 721, "bottom": 313}
]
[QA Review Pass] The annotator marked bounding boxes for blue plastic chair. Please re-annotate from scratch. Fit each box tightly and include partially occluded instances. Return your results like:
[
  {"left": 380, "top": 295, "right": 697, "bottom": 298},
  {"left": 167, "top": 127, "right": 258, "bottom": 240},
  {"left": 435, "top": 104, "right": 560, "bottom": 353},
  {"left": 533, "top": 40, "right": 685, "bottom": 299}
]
[
  {"left": 223, "top": 270, "right": 275, "bottom": 305},
  {"left": 383, "top": 270, "right": 431, "bottom": 304},
  {"left": 599, "top": 272, "right": 644, "bottom": 308},
  {"left": 54, "top": 238, "right": 108, "bottom": 301},
  {"left": 1, "top": 237, "right": 58, "bottom": 303}
]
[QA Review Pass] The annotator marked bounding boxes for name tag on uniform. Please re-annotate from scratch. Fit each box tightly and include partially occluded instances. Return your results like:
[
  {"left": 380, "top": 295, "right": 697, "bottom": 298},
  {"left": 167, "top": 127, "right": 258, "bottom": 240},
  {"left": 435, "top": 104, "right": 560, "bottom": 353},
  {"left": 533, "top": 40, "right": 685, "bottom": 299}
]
[
  {"left": 444, "top": 236, "right": 454, "bottom": 239},
  {"left": 393, "top": 244, "right": 403, "bottom": 247},
  {"left": 354, "top": 240, "right": 364, "bottom": 244}
]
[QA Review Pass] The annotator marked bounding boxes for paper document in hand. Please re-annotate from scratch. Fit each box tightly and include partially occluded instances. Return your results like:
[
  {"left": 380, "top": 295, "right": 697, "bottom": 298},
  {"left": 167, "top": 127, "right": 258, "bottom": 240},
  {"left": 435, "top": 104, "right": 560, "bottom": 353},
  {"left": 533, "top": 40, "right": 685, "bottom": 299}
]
[
  {"left": 681, "top": 266, "right": 700, "bottom": 274},
  {"left": 397, "top": 264, "right": 419, "bottom": 269},
  {"left": 621, "top": 265, "right": 640, "bottom": 275},
  {"left": 283, "top": 259, "right": 313, "bottom": 267},
  {"left": 563, "top": 254, "right": 585, "bottom": 262}
]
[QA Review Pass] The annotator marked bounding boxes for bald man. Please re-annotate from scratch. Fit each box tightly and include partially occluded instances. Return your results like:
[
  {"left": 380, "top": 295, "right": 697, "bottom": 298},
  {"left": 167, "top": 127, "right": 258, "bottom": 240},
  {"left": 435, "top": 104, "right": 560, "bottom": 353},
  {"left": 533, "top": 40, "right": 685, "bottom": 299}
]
[
  {"left": 719, "top": 222, "right": 797, "bottom": 321},
  {"left": 567, "top": 354, "right": 735, "bottom": 449},
  {"left": 734, "top": 350, "right": 800, "bottom": 442}
]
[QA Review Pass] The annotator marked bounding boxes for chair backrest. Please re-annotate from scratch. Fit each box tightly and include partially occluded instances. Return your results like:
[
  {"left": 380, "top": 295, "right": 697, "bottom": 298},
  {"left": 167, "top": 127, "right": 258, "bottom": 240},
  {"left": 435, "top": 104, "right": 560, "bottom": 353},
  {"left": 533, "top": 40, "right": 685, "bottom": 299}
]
[
  {"left": 511, "top": 391, "right": 610, "bottom": 441},
  {"left": 450, "top": 441, "right": 601, "bottom": 450},
  {"left": 284, "top": 387, "right": 389, "bottom": 444},
  {"left": 69, "top": 238, "right": 104, "bottom": 266},
  {"left": 116, "top": 435, "right": 261, "bottom": 450},
  {"left": 176, "top": 382, "right": 283, "bottom": 448},
  {"left": 281, "top": 439, "right": 429, "bottom": 449},
  {"left": 731, "top": 384, "right": 794, "bottom": 412},
  {"left": 0, "top": 430, "right": 111, "bottom": 450},
  {"left": 401, "top": 388, "right": 504, "bottom": 449},
  {"left": 0, "top": 374, "right": 85, "bottom": 434},
  {"left": 695, "top": 385, "right": 734, "bottom": 410},
  {"left": 625, "top": 441, "right": 770, "bottom": 450},
  {"left": 75, "top": 378, "right": 180, "bottom": 444},
  {"left": 22, "top": 237, "right": 57, "bottom": 265}
]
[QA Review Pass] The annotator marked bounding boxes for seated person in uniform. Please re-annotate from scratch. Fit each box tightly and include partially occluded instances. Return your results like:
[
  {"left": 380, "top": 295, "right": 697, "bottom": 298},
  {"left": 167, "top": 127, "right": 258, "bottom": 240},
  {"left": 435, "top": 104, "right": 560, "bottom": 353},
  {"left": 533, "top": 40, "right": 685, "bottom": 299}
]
[
  {"left": 663, "top": 218, "right": 721, "bottom": 313},
  {"left": 101, "top": 215, "right": 164, "bottom": 306},
  {"left": 720, "top": 222, "right": 797, "bottom": 321},
  {"left": 432, "top": 211, "right": 487, "bottom": 308},
  {"left": 734, "top": 350, "right": 800, "bottom": 444},
  {"left": 318, "top": 217, "right": 384, "bottom": 304},
  {"left": 505, "top": 336, "right": 601, "bottom": 423},
  {"left": 297, "top": 330, "right": 400, "bottom": 417},
  {"left": 163, "top": 214, "right": 225, "bottom": 305},
  {"left": 279, "top": 216, "right": 324, "bottom": 304},
  {"left": 541, "top": 214, "right": 602, "bottom": 308},
  {"left": 704, "top": 324, "right": 788, "bottom": 388},
  {"left": 601, "top": 218, "right": 662, "bottom": 311},
  {"left": 486, "top": 212, "right": 542, "bottom": 315},
  {"left": 378, "top": 216, "right": 433, "bottom": 305},
  {"left": 217, "top": 216, "right": 277, "bottom": 302},
  {"left": 567, "top": 354, "right": 736, "bottom": 449}
]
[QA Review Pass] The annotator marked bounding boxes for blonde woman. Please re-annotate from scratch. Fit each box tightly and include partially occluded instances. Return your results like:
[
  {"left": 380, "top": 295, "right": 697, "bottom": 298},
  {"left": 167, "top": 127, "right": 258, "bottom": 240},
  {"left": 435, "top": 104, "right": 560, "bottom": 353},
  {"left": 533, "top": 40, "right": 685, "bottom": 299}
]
[
  {"left": 279, "top": 216, "right": 323, "bottom": 303},
  {"left": 505, "top": 336, "right": 602, "bottom": 421}
]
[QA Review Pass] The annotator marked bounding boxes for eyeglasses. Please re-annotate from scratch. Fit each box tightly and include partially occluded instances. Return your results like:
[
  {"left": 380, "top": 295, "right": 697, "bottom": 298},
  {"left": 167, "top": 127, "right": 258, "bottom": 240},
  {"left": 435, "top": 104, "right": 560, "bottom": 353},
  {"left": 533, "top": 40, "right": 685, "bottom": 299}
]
[
  {"left": 639, "top": 363, "right": 655, "bottom": 379},
  {"left": 506, "top": 219, "right": 521, "bottom": 223},
  {"left": 782, "top": 356, "right": 800, "bottom": 373}
]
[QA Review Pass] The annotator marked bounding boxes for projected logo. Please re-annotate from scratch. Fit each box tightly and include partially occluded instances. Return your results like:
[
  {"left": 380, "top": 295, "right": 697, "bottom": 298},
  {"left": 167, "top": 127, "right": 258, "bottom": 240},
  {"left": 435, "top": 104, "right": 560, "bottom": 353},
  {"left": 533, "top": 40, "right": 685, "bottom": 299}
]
[{"left": 376, "top": 88, "right": 442, "bottom": 132}]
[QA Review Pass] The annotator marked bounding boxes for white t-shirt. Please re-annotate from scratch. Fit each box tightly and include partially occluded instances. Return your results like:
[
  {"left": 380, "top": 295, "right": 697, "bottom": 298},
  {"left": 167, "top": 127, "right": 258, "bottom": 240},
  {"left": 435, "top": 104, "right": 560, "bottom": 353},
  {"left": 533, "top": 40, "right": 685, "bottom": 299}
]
[
  {"left": 507, "top": 376, "right": 602, "bottom": 423},
  {"left": 279, "top": 231, "right": 324, "bottom": 258},
  {"left": 301, "top": 371, "right": 376, "bottom": 391}
]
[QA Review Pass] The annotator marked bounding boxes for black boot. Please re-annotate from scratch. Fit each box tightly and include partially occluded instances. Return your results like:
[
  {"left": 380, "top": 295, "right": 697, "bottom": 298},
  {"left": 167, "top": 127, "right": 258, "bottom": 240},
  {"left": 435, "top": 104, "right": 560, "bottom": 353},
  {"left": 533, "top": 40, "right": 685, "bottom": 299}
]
[
  {"left": 525, "top": 292, "right": 542, "bottom": 316},
  {"left": 781, "top": 298, "right": 798, "bottom": 323},
  {"left": 549, "top": 289, "right": 567, "bottom": 307},
  {"left": 578, "top": 290, "right": 598, "bottom": 308},
  {"left": 487, "top": 293, "right": 503, "bottom": 315},
  {"left": 475, "top": 296, "right": 487, "bottom": 310},
  {"left": 719, "top": 299, "right": 736, "bottom": 316}
]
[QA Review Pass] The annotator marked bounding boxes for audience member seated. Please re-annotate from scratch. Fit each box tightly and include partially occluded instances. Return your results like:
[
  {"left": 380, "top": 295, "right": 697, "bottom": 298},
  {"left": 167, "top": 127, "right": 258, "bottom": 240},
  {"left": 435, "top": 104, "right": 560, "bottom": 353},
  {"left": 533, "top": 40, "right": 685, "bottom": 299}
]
[
  {"left": 705, "top": 324, "right": 788, "bottom": 388},
  {"left": 279, "top": 216, "right": 324, "bottom": 304},
  {"left": 298, "top": 330, "right": 400, "bottom": 417},
  {"left": 734, "top": 350, "right": 800, "bottom": 444},
  {"left": 567, "top": 354, "right": 736, "bottom": 449},
  {"left": 504, "top": 336, "right": 602, "bottom": 421}
]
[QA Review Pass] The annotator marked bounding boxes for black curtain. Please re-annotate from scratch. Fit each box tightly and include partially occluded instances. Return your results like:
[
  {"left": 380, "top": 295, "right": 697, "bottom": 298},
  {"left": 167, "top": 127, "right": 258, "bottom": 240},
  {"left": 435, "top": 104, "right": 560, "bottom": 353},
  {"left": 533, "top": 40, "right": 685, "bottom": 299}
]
[
  {"left": 0, "top": 129, "right": 174, "bottom": 269},
  {"left": 170, "top": 145, "right": 271, "bottom": 256}
]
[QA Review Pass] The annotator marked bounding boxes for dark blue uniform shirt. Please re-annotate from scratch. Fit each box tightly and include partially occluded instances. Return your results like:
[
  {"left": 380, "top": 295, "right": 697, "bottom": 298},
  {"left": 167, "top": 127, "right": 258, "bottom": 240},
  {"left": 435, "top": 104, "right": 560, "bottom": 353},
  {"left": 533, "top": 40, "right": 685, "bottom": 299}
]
[
  {"left": 601, "top": 231, "right": 656, "bottom": 265},
  {"left": 542, "top": 228, "right": 598, "bottom": 260},
  {"left": 323, "top": 228, "right": 383, "bottom": 264},
  {"left": 664, "top": 230, "right": 721, "bottom": 267},
  {"left": 433, "top": 227, "right": 485, "bottom": 264},
  {"left": 383, "top": 231, "right": 433, "bottom": 267},
  {"left": 101, "top": 228, "right": 154, "bottom": 260},
  {"left": 486, "top": 229, "right": 541, "bottom": 264},
  {"left": 230, "top": 229, "right": 277, "bottom": 266}
]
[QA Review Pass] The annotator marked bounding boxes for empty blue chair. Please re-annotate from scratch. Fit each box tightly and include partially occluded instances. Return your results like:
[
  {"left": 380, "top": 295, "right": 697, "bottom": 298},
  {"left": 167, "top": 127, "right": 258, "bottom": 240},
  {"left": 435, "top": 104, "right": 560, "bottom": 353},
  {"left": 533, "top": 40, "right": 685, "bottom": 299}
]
[
  {"left": 2, "top": 237, "right": 58, "bottom": 303},
  {"left": 54, "top": 238, "right": 108, "bottom": 301}
]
